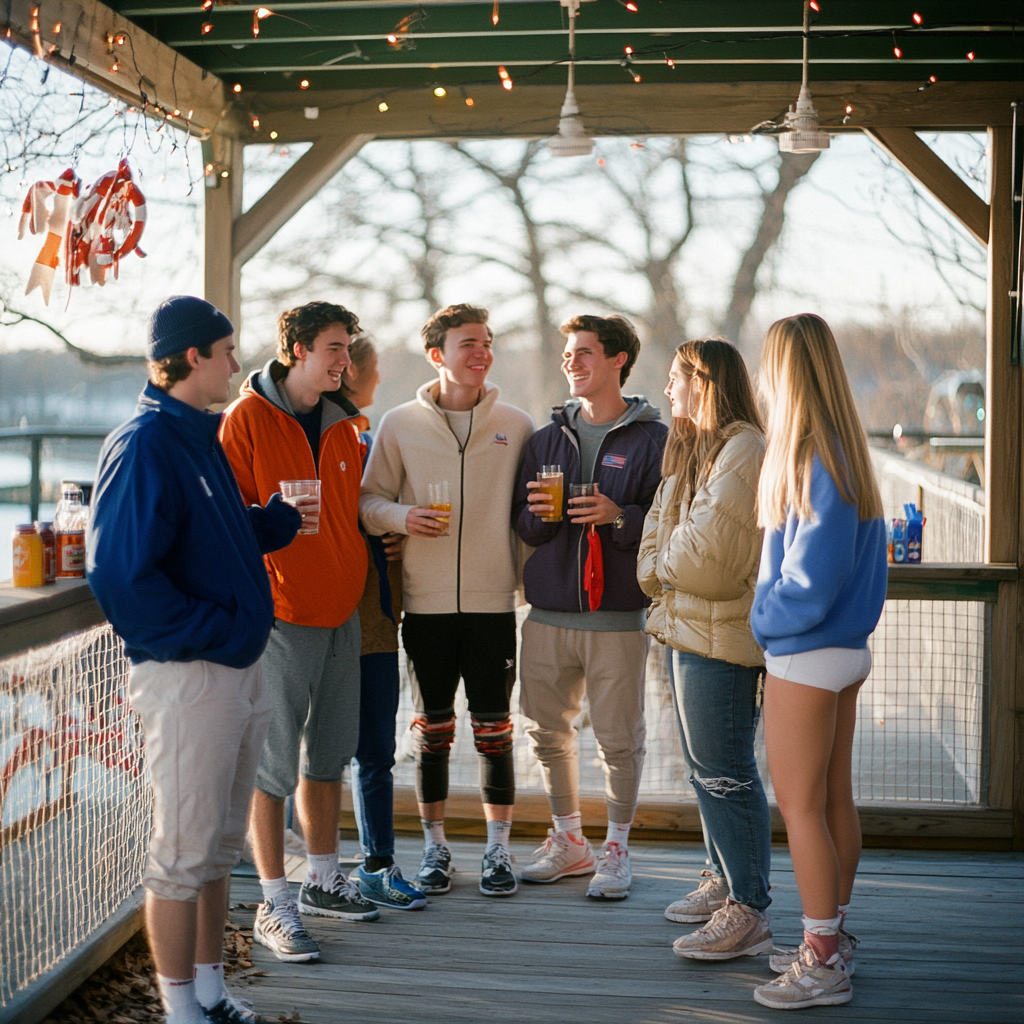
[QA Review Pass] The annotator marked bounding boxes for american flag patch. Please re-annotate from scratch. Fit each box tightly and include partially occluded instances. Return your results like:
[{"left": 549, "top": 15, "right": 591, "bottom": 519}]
[
  {"left": 602, "top": 453, "right": 627, "bottom": 469},
  {"left": 493, "top": 433, "right": 508, "bottom": 445}
]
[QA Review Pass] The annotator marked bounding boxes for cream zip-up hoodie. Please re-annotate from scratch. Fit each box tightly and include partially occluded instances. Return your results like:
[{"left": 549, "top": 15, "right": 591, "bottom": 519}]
[{"left": 359, "top": 380, "right": 534, "bottom": 615}]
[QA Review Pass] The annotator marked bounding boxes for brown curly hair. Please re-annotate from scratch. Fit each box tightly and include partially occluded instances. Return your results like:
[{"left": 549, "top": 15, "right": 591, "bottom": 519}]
[
  {"left": 421, "top": 303, "right": 493, "bottom": 353},
  {"left": 277, "top": 301, "right": 361, "bottom": 367},
  {"left": 560, "top": 314, "right": 640, "bottom": 385}
]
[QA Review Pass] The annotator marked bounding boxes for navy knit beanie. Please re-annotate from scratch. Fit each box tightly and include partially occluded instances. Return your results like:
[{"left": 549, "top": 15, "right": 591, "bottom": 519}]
[{"left": 147, "top": 296, "right": 234, "bottom": 361}]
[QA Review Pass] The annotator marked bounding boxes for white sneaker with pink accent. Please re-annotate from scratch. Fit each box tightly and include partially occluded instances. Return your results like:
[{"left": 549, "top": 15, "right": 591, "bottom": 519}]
[
  {"left": 586, "top": 841, "right": 631, "bottom": 900},
  {"left": 520, "top": 829, "right": 595, "bottom": 883}
]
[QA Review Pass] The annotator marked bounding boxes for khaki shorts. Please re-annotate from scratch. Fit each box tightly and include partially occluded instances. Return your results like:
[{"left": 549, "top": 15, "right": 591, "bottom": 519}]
[{"left": 128, "top": 659, "right": 271, "bottom": 901}]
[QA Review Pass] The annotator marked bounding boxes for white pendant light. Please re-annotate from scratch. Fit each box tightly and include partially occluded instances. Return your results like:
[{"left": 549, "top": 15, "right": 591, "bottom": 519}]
[
  {"left": 548, "top": 0, "right": 594, "bottom": 158},
  {"left": 779, "top": 0, "right": 830, "bottom": 153}
]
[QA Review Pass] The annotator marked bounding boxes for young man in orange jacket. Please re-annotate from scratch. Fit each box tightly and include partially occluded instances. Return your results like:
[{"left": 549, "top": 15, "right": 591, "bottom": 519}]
[{"left": 221, "top": 302, "right": 402, "bottom": 962}]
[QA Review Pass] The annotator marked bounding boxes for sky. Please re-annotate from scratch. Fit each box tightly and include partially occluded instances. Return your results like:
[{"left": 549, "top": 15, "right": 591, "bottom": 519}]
[{"left": 0, "top": 41, "right": 987, "bottom": 364}]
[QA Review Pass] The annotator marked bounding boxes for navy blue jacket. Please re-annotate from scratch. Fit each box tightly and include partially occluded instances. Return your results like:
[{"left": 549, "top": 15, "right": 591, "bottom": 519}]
[
  {"left": 513, "top": 398, "right": 667, "bottom": 613},
  {"left": 87, "top": 382, "right": 299, "bottom": 668}
]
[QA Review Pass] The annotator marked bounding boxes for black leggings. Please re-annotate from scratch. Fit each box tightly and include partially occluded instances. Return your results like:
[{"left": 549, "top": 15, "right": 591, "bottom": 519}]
[{"left": 402, "top": 611, "right": 517, "bottom": 806}]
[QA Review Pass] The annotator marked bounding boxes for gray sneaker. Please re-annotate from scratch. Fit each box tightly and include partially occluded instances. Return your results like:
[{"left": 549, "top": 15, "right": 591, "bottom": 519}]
[
  {"left": 664, "top": 870, "right": 729, "bottom": 923},
  {"left": 415, "top": 843, "right": 454, "bottom": 894},
  {"left": 672, "top": 902, "right": 773, "bottom": 960},
  {"left": 770, "top": 929, "right": 858, "bottom": 977},
  {"left": 299, "top": 871, "right": 380, "bottom": 922},
  {"left": 252, "top": 896, "right": 321, "bottom": 962},
  {"left": 754, "top": 943, "right": 852, "bottom": 1010}
]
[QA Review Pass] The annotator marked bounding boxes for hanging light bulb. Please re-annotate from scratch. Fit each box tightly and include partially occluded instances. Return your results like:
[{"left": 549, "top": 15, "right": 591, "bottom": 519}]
[
  {"left": 433, "top": 86, "right": 447, "bottom": 97},
  {"left": 665, "top": 54, "right": 674, "bottom": 67},
  {"left": 492, "top": 0, "right": 499, "bottom": 25},
  {"left": 966, "top": 51, "right": 976, "bottom": 60},
  {"left": 233, "top": 82, "right": 243, "bottom": 93},
  {"left": 201, "top": 21, "right": 213, "bottom": 34},
  {"left": 893, "top": 46, "right": 903, "bottom": 59},
  {"left": 547, "top": 0, "right": 593, "bottom": 158},
  {"left": 378, "top": 100, "right": 389, "bottom": 112},
  {"left": 299, "top": 78, "right": 310, "bottom": 88},
  {"left": 498, "top": 65, "right": 513, "bottom": 90},
  {"left": 912, "top": 12, "right": 922, "bottom": 24},
  {"left": 779, "top": 0, "right": 829, "bottom": 153}
]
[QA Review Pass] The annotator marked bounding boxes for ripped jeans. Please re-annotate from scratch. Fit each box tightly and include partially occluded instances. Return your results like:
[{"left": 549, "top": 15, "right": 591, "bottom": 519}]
[{"left": 669, "top": 649, "right": 771, "bottom": 912}]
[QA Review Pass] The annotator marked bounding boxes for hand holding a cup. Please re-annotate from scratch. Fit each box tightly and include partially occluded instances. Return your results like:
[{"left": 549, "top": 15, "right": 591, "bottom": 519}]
[
  {"left": 568, "top": 482, "right": 622, "bottom": 526},
  {"left": 406, "top": 480, "right": 452, "bottom": 538},
  {"left": 280, "top": 480, "right": 322, "bottom": 535}
]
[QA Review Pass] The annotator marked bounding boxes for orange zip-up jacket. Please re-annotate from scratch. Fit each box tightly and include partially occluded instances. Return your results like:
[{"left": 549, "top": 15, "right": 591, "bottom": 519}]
[{"left": 220, "top": 361, "right": 368, "bottom": 629}]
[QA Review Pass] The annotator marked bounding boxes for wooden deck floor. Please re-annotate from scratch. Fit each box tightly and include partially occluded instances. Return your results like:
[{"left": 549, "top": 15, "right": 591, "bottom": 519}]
[{"left": 227, "top": 836, "right": 1023, "bottom": 1024}]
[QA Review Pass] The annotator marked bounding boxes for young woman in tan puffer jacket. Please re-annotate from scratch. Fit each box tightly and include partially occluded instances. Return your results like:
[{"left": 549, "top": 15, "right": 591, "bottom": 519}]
[{"left": 637, "top": 338, "right": 771, "bottom": 962}]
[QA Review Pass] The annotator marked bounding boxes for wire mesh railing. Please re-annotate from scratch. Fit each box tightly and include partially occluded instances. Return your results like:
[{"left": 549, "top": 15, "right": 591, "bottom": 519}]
[{"left": 0, "top": 624, "right": 148, "bottom": 1008}]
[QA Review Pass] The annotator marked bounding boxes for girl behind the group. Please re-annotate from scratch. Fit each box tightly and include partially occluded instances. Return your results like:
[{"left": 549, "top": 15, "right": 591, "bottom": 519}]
[
  {"left": 750, "top": 314, "right": 887, "bottom": 1011},
  {"left": 638, "top": 339, "right": 772, "bottom": 959}
]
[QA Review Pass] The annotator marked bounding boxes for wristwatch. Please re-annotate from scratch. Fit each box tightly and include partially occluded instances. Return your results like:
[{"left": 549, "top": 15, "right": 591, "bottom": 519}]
[{"left": 612, "top": 510, "right": 626, "bottom": 530}]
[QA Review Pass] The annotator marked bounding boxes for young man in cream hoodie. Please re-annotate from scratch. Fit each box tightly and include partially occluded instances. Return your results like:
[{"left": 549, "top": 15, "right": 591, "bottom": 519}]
[{"left": 359, "top": 304, "right": 533, "bottom": 897}]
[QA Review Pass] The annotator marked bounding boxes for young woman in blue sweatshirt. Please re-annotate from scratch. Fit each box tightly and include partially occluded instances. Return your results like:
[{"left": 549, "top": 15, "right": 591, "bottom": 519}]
[{"left": 749, "top": 314, "right": 887, "bottom": 1011}]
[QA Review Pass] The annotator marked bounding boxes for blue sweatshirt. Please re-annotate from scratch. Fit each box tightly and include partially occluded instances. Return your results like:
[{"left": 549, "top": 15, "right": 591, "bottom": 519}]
[
  {"left": 750, "top": 454, "right": 887, "bottom": 656},
  {"left": 87, "top": 382, "right": 300, "bottom": 668}
]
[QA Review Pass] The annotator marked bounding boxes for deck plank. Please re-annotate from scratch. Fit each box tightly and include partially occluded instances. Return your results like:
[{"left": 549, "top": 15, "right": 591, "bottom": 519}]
[{"left": 227, "top": 837, "right": 1023, "bottom": 1024}]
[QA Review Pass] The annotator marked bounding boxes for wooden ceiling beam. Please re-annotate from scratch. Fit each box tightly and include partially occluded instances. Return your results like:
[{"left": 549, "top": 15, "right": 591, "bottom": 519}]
[
  {"left": 1, "top": 0, "right": 244, "bottom": 137},
  {"left": 232, "top": 132, "right": 375, "bottom": 264},
  {"left": 245, "top": 80, "right": 1022, "bottom": 145},
  {"left": 864, "top": 126, "right": 990, "bottom": 245}
]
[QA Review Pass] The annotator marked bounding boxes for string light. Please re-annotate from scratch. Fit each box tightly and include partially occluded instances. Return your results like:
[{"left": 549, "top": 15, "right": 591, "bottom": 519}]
[
  {"left": 202, "top": 0, "right": 213, "bottom": 9},
  {"left": 386, "top": 34, "right": 398, "bottom": 43},
  {"left": 893, "top": 46, "right": 902, "bottom": 58},
  {"left": 498, "top": 65, "right": 513, "bottom": 90},
  {"left": 299, "top": 78, "right": 310, "bottom": 88},
  {"left": 201, "top": 22, "right": 213, "bottom": 34},
  {"left": 110, "top": 60, "right": 119, "bottom": 72},
  {"left": 53, "top": 21, "right": 61, "bottom": 32},
  {"left": 378, "top": 100, "right": 389, "bottom": 111},
  {"left": 433, "top": 86, "right": 446, "bottom": 97},
  {"left": 633, "top": 73, "right": 641, "bottom": 83},
  {"left": 173, "top": 108, "right": 181, "bottom": 116},
  {"left": 466, "top": 96, "right": 474, "bottom": 107},
  {"left": 966, "top": 51, "right": 976, "bottom": 60},
  {"left": 809, "top": 0, "right": 819, "bottom": 10},
  {"left": 665, "top": 54, "right": 674, "bottom": 68},
  {"left": 232, "top": 82, "right": 243, "bottom": 93},
  {"left": 625, "top": 1, "right": 638, "bottom": 10},
  {"left": 623, "top": 46, "right": 633, "bottom": 54},
  {"left": 187, "top": 108, "right": 194, "bottom": 119},
  {"left": 251, "top": 115, "right": 260, "bottom": 128},
  {"left": 270, "top": 130, "right": 278, "bottom": 138},
  {"left": 115, "top": 33, "right": 126, "bottom": 44},
  {"left": 253, "top": 7, "right": 272, "bottom": 38},
  {"left": 492, "top": 0, "right": 499, "bottom": 25},
  {"left": 917, "top": 74, "right": 937, "bottom": 91},
  {"left": 912, "top": 12, "right": 922, "bottom": 24}
]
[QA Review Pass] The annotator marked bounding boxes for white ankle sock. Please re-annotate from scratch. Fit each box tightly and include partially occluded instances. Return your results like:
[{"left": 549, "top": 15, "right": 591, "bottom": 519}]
[
  {"left": 259, "top": 875, "right": 289, "bottom": 903},
  {"left": 605, "top": 819, "right": 632, "bottom": 848},
  {"left": 157, "top": 975, "right": 207, "bottom": 1024},
  {"left": 193, "top": 962, "right": 227, "bottom": 1010},
  {"left": 802, "top": 913, "right": 841, "bottom": 935},
  {"left": 422, "top": 818, "right": 447, "bottom": 846},
  {"left": 552, "top": 812, "right": 584, "bottom": 840},
  {"left": 486, "top": 819, "right": 512, "bottom": 848},
  {"left": 307, "top": 852, "right": 338, "bottom": 887}
]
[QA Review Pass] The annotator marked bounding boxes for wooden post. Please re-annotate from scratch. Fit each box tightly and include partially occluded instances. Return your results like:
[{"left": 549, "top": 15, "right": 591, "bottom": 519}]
[{"left": 203, "top": 134, "right": 243, "bottom": 346}]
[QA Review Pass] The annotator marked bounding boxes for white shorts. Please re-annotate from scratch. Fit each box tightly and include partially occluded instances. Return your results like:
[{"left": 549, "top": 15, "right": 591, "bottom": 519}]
[{"left": 764, "top": 647, "right": 871, "bottom": 693}]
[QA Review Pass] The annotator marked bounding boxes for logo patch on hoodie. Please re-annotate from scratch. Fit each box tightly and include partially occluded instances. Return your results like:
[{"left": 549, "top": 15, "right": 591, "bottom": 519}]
[
  {"left": 602, "top": 453, "right": 627, "bottom": 469},
  {"left": 493, "top": 433, "right": 508, "bottom": 446}
]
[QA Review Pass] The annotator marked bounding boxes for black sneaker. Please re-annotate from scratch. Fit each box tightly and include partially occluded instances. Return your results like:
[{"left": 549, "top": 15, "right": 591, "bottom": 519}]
[
  {"left": 414, "top": 842, "right": 454, "bottom": 894},
  {"left": 480, "top": 844, "right": 517, "bottom": 897},
  {"left": 298, "top": 871, "right": 380, "bottom": 921},
  {"left": 204, "top": 997, "right": 267, "bottom": 1023}
]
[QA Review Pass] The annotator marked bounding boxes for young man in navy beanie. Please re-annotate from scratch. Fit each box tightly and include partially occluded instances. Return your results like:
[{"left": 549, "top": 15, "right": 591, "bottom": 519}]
[{"left": 88, "top": 296, "right": 301, "bottom": 1024}]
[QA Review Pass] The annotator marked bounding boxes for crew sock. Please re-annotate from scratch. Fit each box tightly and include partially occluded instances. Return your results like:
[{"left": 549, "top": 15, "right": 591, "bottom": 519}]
[
  {"left": 802, "top": 914, "right": 842, "bottom": 964},
  {"left": 552, "top": 812, "right": 584, "bottom": 841},
  {"left": 486, "top": 819, "right": 512, "bottom": 849},
  {"left": 259, "top": 875, "right": 290, "bottom": 904},
  {"left": 157, "top": 975, "right": 207, "bottom": 1024},
  {"left": 365, "top": 855, "right": 394, "bottom": 873},
  {"left": 307, "top": 852, "right": 339, "bottom": 888},
  {"left": 605, "top": 819, "right": 632, "bottom": 849},
  {"left": 193, "top": 963, "right": 228, "bottom": 1010},
  {"left": 422, "top": 818, "right": 447, "bottom": 847}
]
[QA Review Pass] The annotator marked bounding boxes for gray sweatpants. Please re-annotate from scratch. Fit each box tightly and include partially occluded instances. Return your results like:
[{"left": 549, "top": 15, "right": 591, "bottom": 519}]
[{"left": 256, "top": 613, "right": 361, "bottom": 800}]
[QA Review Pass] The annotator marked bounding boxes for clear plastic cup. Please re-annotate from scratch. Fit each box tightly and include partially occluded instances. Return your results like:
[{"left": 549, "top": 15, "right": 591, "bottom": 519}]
[
  {"left": 280, "top": 479, "right": 321, "bottom": 535},
  {"left": 569, "top": 482, "right": 596, "bottom": 518},
  {"left": 427, "top": 480, "right": 451, "bottom": 536},
  {"left": 537, "top": 465, "right": 563, "bottom": 523}
]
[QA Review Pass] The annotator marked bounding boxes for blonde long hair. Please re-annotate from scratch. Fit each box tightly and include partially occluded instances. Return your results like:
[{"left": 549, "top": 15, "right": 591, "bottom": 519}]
[
  {"left": 662, "top": 338, "right": 763, "bottom": 524},
  {"left": 757, "top": 314, "right": 882, "bottom": 530}
]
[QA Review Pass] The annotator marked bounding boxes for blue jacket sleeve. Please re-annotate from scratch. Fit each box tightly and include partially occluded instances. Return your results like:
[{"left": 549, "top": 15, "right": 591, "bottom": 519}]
[
  {"left": 608, "top": 425, "right": 665, "bottom": 551},
  {"left": 513, "top": 434, "right": 560, "bottom": 546},
  {"left": 247, "top": 492, "right": 302, "bottom": 554},
  {"left": 750, "top": 457, "right": 859, "bottom": 645},
  {"left": 87, "top": 433, "right": 236, "bottom": 660}
]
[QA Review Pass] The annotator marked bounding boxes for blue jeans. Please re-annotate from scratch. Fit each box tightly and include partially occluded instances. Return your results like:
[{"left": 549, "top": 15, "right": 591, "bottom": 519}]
[
  {"left": 350, "top": 652, "right": 401, "bottom": 859},
  {"left": 669, "top": 648, "right": 771, "bottom": 912}
]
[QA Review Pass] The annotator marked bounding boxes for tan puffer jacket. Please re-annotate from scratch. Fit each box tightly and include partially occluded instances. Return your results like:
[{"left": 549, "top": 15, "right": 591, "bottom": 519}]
[{"left": 637, "top": 421, "right": 765, "bottom": 668}]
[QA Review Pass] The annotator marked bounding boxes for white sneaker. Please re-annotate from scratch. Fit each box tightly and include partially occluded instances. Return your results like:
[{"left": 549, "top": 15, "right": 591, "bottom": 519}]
[
  {"left": 753, "top": 943, "right": 852, "bottom": 1009},
  {"left": 520, "top": 829, "right": 595, "bottom": 883},
  {"left": 770, "top": 929, "right": 858, "bottom": 977},
  {"left": 587, "top": 841, "right": 631, "bottom": 900},
  {"left": 664, "top": 869, "right": 729, "bottom": 923},
  {"left": 672, "top": 902, "right": 773, "bottom": 960}
]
